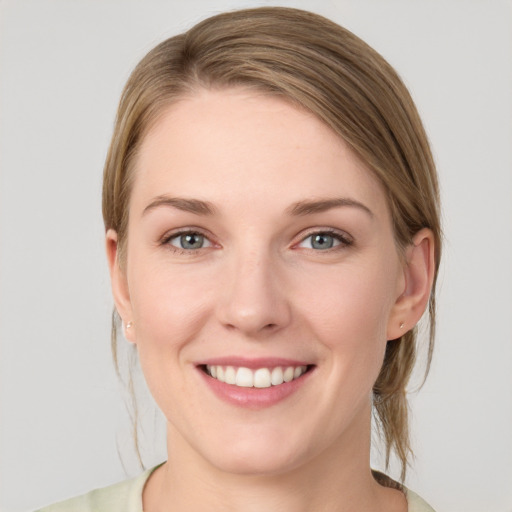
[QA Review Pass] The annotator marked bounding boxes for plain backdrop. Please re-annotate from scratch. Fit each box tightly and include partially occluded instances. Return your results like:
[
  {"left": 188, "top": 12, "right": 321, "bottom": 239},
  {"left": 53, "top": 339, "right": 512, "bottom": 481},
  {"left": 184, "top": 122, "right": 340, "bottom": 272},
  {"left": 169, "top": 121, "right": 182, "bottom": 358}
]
[{"left": 1, "top": 1, "right": 511, "bottom": 511}]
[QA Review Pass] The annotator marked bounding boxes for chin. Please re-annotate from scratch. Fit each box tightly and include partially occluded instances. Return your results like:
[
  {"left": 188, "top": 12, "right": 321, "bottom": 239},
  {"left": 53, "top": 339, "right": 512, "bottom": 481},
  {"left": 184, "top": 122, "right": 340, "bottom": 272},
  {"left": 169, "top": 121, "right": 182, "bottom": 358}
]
[
  {"left": 194, "top": 432, "right": 307, "bottom": 477},
  {"left": 212, "top": 451, "right": 304, "bottom": 477}
]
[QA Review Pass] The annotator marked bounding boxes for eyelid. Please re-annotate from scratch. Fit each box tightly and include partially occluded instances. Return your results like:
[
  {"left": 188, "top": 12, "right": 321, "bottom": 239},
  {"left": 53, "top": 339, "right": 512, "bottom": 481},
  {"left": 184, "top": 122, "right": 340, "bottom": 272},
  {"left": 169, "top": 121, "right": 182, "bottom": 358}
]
[
  {"left": 169, "top": 233, "right": 213, "bottom": 249},
  {"left": 158, "top": 226, "right": 352, "bottom": 253},
  {"left": 294, "top": 228, "right": 354, "bottom": 250},
  {"left": 160, "top": 227, "right": 218, "bottom": 251}
]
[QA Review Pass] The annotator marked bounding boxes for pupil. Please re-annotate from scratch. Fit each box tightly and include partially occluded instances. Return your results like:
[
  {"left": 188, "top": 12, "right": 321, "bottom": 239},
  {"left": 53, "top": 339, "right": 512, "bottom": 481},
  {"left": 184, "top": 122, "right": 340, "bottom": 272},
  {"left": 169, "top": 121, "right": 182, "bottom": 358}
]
[
  {"left": 181, "top": 233, "right": 203, "bottom": 249},
  {"left": 312, "top": 234, "right": 333, "bottom": 249}
]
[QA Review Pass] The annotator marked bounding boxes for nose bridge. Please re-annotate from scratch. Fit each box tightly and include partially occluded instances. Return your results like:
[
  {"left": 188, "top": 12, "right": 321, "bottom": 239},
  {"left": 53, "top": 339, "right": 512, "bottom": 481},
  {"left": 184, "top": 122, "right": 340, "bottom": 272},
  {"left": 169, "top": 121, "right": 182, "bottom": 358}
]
[{"left": 218, "top": 242, "right": 290, "bottom": 336}]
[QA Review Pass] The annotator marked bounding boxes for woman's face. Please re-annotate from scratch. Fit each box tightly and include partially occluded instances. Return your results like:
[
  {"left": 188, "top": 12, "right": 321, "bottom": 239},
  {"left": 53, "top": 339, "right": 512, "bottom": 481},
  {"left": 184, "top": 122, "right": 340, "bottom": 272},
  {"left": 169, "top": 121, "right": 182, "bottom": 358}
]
[{"left": 110, "top": 88, "right": 409, "bottom": 475}]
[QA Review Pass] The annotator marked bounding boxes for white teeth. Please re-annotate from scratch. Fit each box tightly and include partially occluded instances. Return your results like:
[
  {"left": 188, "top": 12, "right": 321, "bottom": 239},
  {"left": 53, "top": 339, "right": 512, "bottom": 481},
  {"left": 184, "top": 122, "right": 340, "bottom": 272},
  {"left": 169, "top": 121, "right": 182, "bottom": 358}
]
[
  {"left": 225, "top": 366, "right": 236, "bottom": 385},
  {"left": 283, "top": 367, "right": 294, "bottom": 382},
  {"left": 206, "top": 364, "right": 307, "bottom": 388},
  {"left": 236, "top": 367, "right": 253, "bottom": 387},
  {"left": 271, "top": 367, "right": 284, "bottom": 385},
  {"left": 254, "top": 368, "right": 271, "bottom": 388}
]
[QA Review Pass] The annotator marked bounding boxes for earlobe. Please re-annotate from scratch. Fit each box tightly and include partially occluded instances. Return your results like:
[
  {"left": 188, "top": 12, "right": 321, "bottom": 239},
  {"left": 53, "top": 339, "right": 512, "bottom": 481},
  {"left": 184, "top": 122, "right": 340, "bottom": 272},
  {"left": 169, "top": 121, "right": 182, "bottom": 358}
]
[
  {"left": 106, "top": 229, "right": 136, "bottom": 343},
  {"left": 387, "top": 228, "right": 435, "bottom": 340}
]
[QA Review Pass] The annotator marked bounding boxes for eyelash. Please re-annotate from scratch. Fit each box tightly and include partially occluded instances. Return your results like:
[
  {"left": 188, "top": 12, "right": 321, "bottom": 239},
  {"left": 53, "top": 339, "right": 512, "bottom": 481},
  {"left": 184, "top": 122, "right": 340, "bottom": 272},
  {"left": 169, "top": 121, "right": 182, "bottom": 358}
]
[
  {"left": 160, "top": 228, "right": 353, "bottom": 254},
  {"left": 296, "top": 229, "right": 353, "bottom": 252},
  {"left": 160, "top": 229, "right": 214, "bottom": 255}
]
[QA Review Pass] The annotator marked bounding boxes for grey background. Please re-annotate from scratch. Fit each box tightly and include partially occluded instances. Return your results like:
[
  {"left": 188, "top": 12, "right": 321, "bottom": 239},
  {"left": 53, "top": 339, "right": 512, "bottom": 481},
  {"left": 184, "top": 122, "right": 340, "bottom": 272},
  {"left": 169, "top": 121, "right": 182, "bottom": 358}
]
[{"left": 1, "top": 1, "right": 511, "bottom": 511}]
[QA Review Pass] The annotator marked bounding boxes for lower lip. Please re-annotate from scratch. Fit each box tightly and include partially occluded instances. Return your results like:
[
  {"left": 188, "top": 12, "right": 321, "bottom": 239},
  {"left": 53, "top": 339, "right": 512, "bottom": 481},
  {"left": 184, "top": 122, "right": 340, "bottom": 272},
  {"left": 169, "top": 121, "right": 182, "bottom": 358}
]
[{"left": 198, "top": 367, "right": 313, "bottom": 409}]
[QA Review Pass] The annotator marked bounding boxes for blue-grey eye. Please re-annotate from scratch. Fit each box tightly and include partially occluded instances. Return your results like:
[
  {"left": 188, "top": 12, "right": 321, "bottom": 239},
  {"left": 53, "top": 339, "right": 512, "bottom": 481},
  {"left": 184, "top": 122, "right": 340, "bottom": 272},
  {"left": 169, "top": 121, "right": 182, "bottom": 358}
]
[
  {"left": 311, "top": 233, "right": 335, "bottom": 249},
  {"left": 170, "top": 232, "right": 211, "bottom": 250},
  {"left": 298, "top": 232, "right": 345, "bottom": 250}
]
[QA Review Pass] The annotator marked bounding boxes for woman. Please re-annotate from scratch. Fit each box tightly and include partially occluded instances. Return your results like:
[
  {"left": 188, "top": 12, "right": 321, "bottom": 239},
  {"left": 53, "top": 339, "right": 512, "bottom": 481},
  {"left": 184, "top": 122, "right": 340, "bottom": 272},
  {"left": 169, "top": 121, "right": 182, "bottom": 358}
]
[{"left": 38, "top": 7, "right": 440, "bottom": 511}]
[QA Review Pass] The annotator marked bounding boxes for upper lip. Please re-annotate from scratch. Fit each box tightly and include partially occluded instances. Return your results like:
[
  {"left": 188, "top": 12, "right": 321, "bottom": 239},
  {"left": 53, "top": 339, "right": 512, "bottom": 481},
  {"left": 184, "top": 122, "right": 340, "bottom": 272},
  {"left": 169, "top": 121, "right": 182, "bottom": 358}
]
[{"left": 196, "top": 357, "right": 313, "bottom": 369}]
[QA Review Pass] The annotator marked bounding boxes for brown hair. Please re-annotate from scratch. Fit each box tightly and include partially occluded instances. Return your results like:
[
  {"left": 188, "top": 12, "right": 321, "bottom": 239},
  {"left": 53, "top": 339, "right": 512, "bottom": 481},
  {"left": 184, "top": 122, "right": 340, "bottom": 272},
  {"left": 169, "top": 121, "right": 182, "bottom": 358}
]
[{"left": 103, "top": 6, "right": 441, "bottom": 482}]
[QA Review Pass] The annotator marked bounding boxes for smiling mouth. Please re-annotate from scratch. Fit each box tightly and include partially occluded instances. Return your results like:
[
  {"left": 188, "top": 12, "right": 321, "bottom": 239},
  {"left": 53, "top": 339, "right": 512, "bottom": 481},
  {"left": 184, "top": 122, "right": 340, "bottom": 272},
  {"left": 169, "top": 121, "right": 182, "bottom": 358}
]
[{"left": 202, "top": 364, "right": 312, "bottom": 388}]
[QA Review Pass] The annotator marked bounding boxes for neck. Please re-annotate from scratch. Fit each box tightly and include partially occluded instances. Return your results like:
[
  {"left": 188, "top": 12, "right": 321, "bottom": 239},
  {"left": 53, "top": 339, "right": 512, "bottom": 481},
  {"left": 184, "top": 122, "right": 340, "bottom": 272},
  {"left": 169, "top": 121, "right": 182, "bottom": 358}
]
[{"left": 143, "top": 407, "right": 406, "bottom": 512}]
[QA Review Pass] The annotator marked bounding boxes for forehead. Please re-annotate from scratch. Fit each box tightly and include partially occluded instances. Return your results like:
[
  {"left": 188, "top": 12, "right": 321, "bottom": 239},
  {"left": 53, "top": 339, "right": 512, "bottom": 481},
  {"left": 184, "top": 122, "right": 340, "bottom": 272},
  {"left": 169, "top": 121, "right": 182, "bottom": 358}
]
[{"left": 131, "top": 88, "right": 388, "bottom": 217}]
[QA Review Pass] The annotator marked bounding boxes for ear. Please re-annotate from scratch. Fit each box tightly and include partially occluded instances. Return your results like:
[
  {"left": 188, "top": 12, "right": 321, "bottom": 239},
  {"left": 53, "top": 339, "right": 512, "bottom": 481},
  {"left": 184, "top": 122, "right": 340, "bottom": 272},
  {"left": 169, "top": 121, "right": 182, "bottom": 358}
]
[
  {"left": 106, "top": 229, "right": 136, "bottom": 343},
  {"left": 387, "top": 228, "right": 436, "bottom": 340}
]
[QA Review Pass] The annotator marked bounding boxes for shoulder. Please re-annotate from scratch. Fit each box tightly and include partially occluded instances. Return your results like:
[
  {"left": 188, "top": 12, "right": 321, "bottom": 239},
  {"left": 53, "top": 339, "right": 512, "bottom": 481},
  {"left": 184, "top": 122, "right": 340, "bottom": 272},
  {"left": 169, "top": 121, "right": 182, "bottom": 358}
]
[
  {"left": 34, "top": 467, "right": 156, "bottom": 512},
  {"left": 372, "top": 471, "right": 436, "bottom": 512},
  {"left": 35, "top": 467, "right": 435, "bottom": 512},
  {"left": 404, "top": 487, "right": 436, "bottom": 512}
]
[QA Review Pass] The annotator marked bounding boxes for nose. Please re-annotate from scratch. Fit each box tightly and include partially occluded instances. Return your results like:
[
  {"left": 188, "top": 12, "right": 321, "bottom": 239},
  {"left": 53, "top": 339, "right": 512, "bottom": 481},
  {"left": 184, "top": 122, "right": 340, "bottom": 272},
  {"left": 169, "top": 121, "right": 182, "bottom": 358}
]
[{"left": 216, "top": 249, "right": 291, "bottom": 337}]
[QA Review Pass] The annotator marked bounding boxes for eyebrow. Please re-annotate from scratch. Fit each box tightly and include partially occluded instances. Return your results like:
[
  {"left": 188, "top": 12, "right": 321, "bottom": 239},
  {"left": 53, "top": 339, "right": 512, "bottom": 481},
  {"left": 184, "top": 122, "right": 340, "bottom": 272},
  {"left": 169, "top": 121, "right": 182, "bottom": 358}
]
[
  {"left": 142, "top": 195, "right": 373, "bottom": 218},
  {"left": 287, "top": 197, "right": 374, "bottom": 217},
  {"left": 142, "top": 196, "right": 216, "bottom": 216}
]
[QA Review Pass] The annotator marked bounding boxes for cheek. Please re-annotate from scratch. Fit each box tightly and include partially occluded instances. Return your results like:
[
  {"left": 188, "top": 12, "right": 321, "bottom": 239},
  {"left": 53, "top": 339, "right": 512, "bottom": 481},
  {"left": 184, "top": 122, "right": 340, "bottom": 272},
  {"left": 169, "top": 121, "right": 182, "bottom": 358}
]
[
  {"left": 126, "top": 259, "right": 216, "bottom": 417},
  {"left": 297, "top": 258, "right": 400, "bottom": 382},
  {"left": 127, "top": 253, "right": 215, "bottom": 354},
  {"left": 298, "top": 262, "right": 398, "bottom": 339}
]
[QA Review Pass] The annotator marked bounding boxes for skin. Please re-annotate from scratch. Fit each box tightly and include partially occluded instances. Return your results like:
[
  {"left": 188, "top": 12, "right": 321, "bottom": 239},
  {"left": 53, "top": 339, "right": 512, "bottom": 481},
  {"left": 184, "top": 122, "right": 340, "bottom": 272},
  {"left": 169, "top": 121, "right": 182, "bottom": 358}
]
[{"left": 107, "top": 88, "right": 434, "bottom": 512}]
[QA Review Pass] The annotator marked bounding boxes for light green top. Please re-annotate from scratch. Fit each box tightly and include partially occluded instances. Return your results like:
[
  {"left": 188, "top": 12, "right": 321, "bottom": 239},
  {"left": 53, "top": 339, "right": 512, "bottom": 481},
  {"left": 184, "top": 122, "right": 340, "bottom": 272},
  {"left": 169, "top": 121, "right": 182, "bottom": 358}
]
[{"left": 36, "top": 467, "right": 436, "bottom": 512}]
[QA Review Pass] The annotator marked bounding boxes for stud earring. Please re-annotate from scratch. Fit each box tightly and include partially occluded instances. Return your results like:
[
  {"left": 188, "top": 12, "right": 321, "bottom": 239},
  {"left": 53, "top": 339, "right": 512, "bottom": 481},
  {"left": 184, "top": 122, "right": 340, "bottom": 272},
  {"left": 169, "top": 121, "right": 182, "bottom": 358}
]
[
  {"left": 399, "top": 322, "right": 405, "bottom": 329},
  {"left": 126, "top": 321, "right": 133, "bottom": 329}
]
